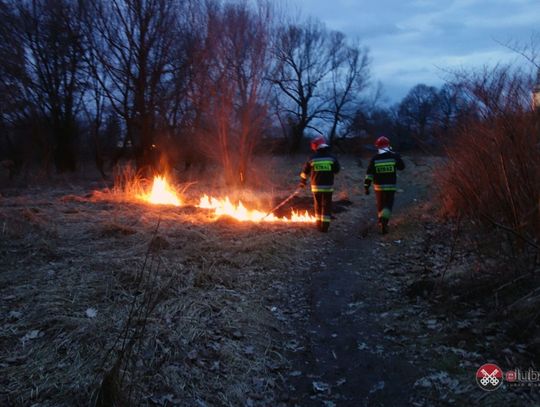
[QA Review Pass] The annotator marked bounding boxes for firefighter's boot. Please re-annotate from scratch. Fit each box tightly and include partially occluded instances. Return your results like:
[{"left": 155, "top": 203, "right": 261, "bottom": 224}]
[{"left": 381, "top": 218, "right": 389, "bottom": 235}]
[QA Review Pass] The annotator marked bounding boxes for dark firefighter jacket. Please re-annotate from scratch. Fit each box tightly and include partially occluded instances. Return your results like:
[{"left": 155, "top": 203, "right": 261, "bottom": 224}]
[
  {"left": 300, "top": 147, "right": 340, "bottom": 192},
  {"left": 364, "top": 151, "right": 405, "bottom": 191}
]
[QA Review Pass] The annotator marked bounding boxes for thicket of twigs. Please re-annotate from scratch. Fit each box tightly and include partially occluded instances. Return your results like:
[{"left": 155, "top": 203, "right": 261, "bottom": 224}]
[{"left": 437, "top": 65, "right": 539, "bottom": 270}]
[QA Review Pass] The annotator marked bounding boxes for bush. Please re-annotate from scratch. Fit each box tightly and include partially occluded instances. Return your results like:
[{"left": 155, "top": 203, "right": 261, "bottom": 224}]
[{"left": 437, "top": 66, "right": 539, "bottom": 264}]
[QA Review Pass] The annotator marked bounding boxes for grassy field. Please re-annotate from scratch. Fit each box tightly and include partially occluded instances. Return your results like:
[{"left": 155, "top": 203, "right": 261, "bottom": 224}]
[
  {"left": 0, "top": 155, "right": 342, "bottom": 406},
  {"left": 2, "top": 154, "right": 537, "bottom": 406}
]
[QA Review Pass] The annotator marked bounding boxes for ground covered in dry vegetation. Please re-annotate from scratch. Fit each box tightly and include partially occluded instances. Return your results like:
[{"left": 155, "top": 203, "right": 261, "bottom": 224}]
[
  {"left": 0, "top": 181, "right": 318, "bottom": 404},
  {"left": 1, "top": 156, "right": 539, "bottom": 406}
]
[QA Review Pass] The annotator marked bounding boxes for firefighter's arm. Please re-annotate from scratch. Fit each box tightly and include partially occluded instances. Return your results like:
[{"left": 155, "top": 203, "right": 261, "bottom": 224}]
[
  {"left": 364, "top": 177, "right": 372, "bottom": 194},
  {"left": 333, "top": 158, "right": 341, "bottom": 174},
  {"left": 299, "top": 161, "right": 310, "bottom": 188},
  {"left": 396, "top": 154, "right": 405, "bottom": 171}
]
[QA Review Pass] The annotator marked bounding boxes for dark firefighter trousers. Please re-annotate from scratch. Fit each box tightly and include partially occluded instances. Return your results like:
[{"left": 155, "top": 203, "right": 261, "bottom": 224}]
[
  {"left": 313, "top": 191, "right": 332, "bottom": 232},
  {"left": 375, "top": 190, "right": 395, "bottom": 224}
]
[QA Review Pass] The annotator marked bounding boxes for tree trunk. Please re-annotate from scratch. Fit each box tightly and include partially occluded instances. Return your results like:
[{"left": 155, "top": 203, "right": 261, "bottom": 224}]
[
  {"left": 54, "top": 124, "right": 77, "bottom": 173},
  {"left": 289, "top": 123, "right": 304, "bottom": 153}
]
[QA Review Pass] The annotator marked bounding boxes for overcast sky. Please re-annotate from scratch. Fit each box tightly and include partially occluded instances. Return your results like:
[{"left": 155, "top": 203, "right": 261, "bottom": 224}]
[{"left": 290, "top": 0, "right": 540, "bottom": 104}]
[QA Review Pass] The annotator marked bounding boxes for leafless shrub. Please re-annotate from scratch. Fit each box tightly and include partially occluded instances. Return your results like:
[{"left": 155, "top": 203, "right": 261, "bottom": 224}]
[
  {"left": 93, "top": 218, "right": 175, "bottom": 406},
  {"left": 437, "top": 65, "right": 539, "bottom": 268}
]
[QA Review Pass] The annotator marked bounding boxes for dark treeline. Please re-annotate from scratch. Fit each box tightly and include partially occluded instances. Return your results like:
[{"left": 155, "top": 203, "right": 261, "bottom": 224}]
[
  {"left": 0, "top": 0, "right": 537, "bottom": 189},
  {"left": 0, "top": 0, "right": 372, "bottom": 184},
  {"left": 346, "top": 82, "right": 479, "bottom": 153}
]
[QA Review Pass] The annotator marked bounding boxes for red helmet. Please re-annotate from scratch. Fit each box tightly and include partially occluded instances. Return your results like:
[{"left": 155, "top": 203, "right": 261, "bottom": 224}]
[
  {"left": 374, "top": 136, "right": 390, "bottom": 149},
  {"left": 310, "top": 136, "right": 328, "bottom": 151}
]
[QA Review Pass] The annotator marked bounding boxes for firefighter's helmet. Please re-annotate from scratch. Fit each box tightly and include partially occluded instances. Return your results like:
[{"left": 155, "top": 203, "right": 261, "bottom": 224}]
[
  {"left": 311, "top": 136, "right": 329, "bottom": 151},
  {"left": 375, "top": 136, "right": 390, "bottom": 149}
]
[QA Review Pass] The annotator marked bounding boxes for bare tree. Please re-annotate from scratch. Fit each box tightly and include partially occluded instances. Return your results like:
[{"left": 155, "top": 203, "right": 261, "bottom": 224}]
[
  {"left": 501, "top": 33, "right": 540, "bottom": 70},
  {"left": 85, "top": 0, "right": 185, "bottom": 173},
  {"left": 0, "top": 0, "right": 26, "bottom": 175},
  {"left": 431, "top": 83, "right": 472, "bottom": 140},
  {"left": 202, "top": 0, "right": 273, "bottom": 185},
  {"left": 0, "top": 1, "right": 25, "bottom": 125},
  {"left": 271, "top": 19, "right": 335, "bottom": 152},
  {"left": 271, "top": 18, "right": 370, "bottom": 151},
  {"left": 325, "top": 36, "right": 370, "bottom": 144},
  {"left": 82, "top": 49, "right": 108, "bottom": 178},
  {"left": 17, "top": 0, "right": 87, "bottom": 172},
  {"left": 397, "top": 83, "right": 440, "bottom": 148}
]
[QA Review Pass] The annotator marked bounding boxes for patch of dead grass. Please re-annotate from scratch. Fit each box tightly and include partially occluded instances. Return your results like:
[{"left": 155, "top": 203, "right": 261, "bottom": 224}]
[{"left": 0, "top": 184, "right": 316, "bottom": 406}]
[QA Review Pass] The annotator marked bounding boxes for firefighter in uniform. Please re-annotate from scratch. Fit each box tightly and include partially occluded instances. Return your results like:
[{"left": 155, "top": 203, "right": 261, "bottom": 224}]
[
  {"left": 299, "top": 136, "right": 340, "bottom": 232},
  {"left": 364, "top": 136, "right": 405, "bottom": 234}
]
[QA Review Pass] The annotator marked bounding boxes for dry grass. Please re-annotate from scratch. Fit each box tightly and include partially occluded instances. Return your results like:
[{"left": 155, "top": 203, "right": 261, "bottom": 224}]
[
  {"left": 0, "top": 168, "right": 319, "bottom": 406},
  {"left": 0, "top": 154, "right": 472, "bottom": 405}
]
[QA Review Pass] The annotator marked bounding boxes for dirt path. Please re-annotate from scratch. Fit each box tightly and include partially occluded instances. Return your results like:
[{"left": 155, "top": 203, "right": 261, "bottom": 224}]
[
  {"left": 286, "top": 166, "right": 433, "bottom": 406},
  {"left": 283, "top": 159, "right": 539, "bottom": 407},
  {"left": 288, "top": 234, "right": 420, "bottom": 405}
]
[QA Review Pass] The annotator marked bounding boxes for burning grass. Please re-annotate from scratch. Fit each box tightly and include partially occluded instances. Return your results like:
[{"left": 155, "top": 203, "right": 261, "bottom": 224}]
[
  {"left": 94, "top": 167, "right": 317, "bottom": 224},
  {"left": 140, "top": 175, "right": 183, "bottom": 206},
  {"left": 197, "top": 194, "right": 315, "bottom": 223},
  {"left": 0, "top": 180, "right": 319, "bottom": 406}
]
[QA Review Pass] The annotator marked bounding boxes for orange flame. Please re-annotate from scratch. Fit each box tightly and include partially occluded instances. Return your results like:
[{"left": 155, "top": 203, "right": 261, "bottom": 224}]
[
  {"left": 198, "top": 195, "right": 315, "bottom": 223},
  {"left": 139, "top": 176, "right": 315, "bottom": 223},
  {"left": 140, "top": 175, "right": 182, "bottom": 206}
]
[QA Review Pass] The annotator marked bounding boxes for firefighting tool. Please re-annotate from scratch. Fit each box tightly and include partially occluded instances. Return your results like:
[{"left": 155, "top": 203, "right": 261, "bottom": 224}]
[{"left": 262, "top": 188, "right": 301, "bottom": 220}]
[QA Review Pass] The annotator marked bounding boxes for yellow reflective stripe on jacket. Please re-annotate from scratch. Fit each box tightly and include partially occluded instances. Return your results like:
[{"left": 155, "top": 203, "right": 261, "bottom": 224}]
[
  {"left": 311, "top": 186, "right": 334, "bottom": 192},
  {"left": 374, "top": 161, "right": 396, "bottom": 174},
  {"left": 312, "top": 160, "right": 334, "bottom": 171},
  {"left": 374, "top": 184, "right": 397, "bottom": 191}
]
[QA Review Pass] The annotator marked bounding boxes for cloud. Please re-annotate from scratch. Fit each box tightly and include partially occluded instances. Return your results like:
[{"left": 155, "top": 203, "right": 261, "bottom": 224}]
[{"left": 289, "top": 0, "right": 540, "bottom": 102}]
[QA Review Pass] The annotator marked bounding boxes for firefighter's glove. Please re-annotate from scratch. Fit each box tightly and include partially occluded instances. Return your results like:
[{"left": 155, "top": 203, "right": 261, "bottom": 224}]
[{"left": 364, "top": 187, "right": 370, "bottom": 195}]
